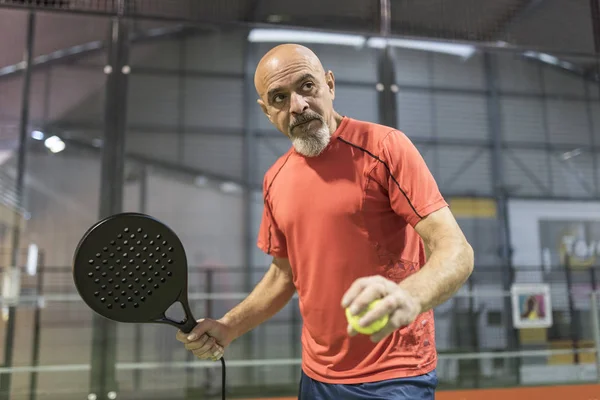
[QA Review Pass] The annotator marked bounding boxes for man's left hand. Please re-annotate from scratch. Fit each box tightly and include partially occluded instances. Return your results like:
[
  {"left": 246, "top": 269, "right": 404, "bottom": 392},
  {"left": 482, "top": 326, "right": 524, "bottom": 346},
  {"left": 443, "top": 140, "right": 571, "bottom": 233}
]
[{"left": 341, "top": 275, "right": 422, "bottom": 343}]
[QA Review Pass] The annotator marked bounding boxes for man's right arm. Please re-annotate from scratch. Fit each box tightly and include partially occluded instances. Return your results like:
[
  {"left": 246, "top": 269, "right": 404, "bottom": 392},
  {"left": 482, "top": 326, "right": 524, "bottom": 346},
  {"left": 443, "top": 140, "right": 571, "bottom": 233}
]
[
  {"left": 220, "top": 256, "right": 295, "bottom": 339},
  {"left": 176, "top": 256, "right": 295, "bottom": 360},
  {"left": 179, "top": 174, "right": 294, "bottom": 359}
]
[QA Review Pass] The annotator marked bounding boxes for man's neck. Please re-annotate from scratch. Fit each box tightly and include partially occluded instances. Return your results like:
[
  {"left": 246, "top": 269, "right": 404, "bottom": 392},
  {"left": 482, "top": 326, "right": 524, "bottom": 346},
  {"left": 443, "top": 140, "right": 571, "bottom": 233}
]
[{"left": 329, "top": 112, "right": 344, "bottom": 134}]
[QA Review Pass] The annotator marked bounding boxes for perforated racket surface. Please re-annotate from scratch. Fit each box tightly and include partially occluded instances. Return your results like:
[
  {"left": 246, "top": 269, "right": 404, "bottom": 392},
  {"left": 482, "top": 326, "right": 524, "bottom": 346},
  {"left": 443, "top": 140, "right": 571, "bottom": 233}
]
[{"left": 73, "top": 212, "right": 226, "bottom": 399}]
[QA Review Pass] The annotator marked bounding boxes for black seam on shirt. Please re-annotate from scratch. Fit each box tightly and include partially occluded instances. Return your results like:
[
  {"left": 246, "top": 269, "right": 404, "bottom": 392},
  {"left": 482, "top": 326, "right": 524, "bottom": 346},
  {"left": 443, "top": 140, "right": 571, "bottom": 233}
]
[
  {"left": 264, "top": 151, "right": 293, "bottom": 254},
  {"left": 337, "top": 136, "right": 423, "bottom": 220}
]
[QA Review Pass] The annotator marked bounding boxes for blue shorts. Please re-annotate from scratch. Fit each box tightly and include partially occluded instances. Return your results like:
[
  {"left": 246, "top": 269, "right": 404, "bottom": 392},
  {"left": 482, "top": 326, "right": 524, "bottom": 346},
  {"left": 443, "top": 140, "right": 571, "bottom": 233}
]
[{"left": 298, "top": 369, "right": 437, "bottom": 400}]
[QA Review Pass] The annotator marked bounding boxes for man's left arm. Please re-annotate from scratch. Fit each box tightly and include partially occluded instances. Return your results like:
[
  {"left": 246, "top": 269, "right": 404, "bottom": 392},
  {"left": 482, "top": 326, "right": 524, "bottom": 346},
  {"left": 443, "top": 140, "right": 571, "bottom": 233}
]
[
  {"left": 341, "top": 130, "right": 474, "bottom": 342},
  {"left": 399, "top": 206, "right": 474, "bottom": 313}
]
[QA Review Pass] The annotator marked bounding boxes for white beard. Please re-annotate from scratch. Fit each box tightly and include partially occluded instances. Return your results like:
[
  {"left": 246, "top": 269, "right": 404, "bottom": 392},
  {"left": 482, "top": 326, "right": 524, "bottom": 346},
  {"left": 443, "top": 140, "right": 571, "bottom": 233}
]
[{"left": 291, "top": 123, "right": 331, "bottom": 157}]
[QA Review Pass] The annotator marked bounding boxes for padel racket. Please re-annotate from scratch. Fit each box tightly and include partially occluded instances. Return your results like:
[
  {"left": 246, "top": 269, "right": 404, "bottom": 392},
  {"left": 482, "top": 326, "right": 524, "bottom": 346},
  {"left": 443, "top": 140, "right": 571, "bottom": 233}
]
[{"left": 72, "top": 212, "right": 226, "bottom": 399}]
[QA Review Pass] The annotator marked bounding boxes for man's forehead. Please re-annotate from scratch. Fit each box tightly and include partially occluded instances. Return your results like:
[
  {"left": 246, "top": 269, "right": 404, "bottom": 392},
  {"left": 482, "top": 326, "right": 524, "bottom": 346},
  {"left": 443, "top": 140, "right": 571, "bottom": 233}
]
[
  {"left": 259, "top": 62, "right": 318, "bottom": 90},
  {"left": 255, "top": 44, "right": 324, "bottom": 95},
  {"left": 265, "top": 68, "right": 317, "bottom": 89}
]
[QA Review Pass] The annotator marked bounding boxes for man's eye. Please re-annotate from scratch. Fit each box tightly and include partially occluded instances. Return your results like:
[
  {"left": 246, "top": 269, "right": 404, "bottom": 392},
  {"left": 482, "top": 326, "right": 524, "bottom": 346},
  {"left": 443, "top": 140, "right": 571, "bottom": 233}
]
[
  {"left": 273, "top": 94, "right": 285, "bottom": 103},
  {"left": 303, "top": 82, "right": 314, "bottom": 90}
]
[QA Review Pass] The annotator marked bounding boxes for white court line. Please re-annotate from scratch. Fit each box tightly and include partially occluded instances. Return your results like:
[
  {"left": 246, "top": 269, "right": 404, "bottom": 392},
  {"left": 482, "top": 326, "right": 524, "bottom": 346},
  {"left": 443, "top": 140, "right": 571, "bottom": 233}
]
[
  {"left": 0, "top": 349, "right": 596, "bottom": 374},
  {"left": 0, "top": 293, "right": 290, "bottom": 304},
  {"left": 0, "top": 290, "right": 525, "bottom": 305},
  {"left": 4, "top": 289, "right": 600, "bottom": 305}
]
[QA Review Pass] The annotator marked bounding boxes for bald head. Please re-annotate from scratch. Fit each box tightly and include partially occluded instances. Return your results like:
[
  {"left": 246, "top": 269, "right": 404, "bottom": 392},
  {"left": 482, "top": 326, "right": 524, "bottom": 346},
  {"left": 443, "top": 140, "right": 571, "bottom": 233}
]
[
  {"left": 253, "top": 44, "right": 342, "bottom": 157},
  {"left": 254, "top": 44, "right": 326, "bottom": 97}
]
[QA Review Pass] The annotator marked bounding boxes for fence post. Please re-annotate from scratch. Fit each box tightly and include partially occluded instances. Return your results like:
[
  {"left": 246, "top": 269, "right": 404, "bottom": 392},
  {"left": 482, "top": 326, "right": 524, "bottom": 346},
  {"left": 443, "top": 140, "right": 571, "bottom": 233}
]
[
  {"left": 564, "top": 255, "right": 580, "bottom": 364},
  {"left": 590, "top": 290, "right": 600, "bottom": 383}
]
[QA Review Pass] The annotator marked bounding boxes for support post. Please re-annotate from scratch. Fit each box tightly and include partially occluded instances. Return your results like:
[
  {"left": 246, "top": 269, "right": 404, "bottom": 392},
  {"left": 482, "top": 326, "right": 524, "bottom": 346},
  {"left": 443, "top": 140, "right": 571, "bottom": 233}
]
[
  {"left": 483, "top": 51, "right": 520, "bottom": 382},
  {"left": 591, "top": 0, "right": 600, "bottom": 56},
  {"left": 590, "top": 0, "right": 600, "bottom": 111},
  {"left": 0, "top": 11, "right": 35, "bottom": 400},
  {"left": 133, "top": 164, "right": 147, "bottom": 395},
  {"left": 564, "top": 256, "right": 580, "bottom": 364},
  {"left": 89, "top": 4, "right": 131, "bottom": 400},
  {"left": 590, "top": 290, "right": 600, "bottom": 383},
  {"left": 377, "top": 47, "right": 398, "bottom": 127},
  {"left": 28, "top": 251, "right": 45, "bottom": 400},
  {"left": 376, "top": 0, "right": 397, "bottom": 127},
  {"left": 242, "top": 35, "right": 259, "bottom": 387}
]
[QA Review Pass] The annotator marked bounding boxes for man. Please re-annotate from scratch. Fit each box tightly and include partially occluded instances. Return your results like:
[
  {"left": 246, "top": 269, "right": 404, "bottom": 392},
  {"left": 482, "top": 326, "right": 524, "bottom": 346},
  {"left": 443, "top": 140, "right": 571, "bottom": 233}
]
[{"left": 177, "top": 44, "right": 474, "bottom": 399}]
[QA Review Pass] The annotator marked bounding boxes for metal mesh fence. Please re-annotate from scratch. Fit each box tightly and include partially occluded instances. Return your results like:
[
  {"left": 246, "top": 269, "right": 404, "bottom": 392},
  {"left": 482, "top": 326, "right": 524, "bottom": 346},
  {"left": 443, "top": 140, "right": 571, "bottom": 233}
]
[{"left": 1, "top": 263, "right": 600, "bottom": 397}]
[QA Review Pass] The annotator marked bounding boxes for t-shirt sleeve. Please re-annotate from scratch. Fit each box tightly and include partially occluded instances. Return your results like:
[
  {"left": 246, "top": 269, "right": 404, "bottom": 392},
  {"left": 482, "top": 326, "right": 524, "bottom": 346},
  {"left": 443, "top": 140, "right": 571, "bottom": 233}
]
[
  {"left": 256, "top": 179, "right": 288, "bottom": 258},
  {"left": 375, "top": 130, "right": 448, "bottom": 227}
]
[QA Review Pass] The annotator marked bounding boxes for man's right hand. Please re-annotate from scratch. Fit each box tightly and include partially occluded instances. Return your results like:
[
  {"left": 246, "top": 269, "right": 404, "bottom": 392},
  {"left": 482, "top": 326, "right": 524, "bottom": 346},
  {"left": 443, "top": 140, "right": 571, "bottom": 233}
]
[{"left": 176, "top": 318, "right": 235, "bottom": 361}]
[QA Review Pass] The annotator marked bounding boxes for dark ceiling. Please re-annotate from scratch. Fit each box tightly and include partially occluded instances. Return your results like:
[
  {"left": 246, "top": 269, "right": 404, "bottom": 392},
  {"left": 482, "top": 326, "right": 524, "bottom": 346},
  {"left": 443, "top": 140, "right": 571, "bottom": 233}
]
[
  {"left": 0, "top": 0, "right": 598, "bottom": 74},
  {"left": 0, "top": 0, "right": 597, "bottom": 52}
]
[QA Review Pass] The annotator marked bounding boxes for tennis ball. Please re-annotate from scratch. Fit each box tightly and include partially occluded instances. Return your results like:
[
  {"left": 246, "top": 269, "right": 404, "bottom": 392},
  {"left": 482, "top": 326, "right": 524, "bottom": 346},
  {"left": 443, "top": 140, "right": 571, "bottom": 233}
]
[{"left": 345, "top": 299, "right": 389, "bottom": 335}]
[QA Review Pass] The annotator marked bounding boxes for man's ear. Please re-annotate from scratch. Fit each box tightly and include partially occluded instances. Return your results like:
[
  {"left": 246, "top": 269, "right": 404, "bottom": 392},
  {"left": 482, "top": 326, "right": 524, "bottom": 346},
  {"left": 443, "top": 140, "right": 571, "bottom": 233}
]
[
  {"left": 257, "top": 99, "right": 272, "bottom": 122},
  {"left": 326, "top": 70, "right": 335, "bottom": 100}
]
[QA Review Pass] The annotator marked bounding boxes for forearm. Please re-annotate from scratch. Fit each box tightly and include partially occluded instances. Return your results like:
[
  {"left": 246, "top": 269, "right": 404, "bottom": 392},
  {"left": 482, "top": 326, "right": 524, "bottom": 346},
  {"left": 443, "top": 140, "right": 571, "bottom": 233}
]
[
  {"left": 398, "top": 240, "right": 474, "bottom": 313},
  {"left": 220, "top": 261, "right": 295, "bottom": 340}
]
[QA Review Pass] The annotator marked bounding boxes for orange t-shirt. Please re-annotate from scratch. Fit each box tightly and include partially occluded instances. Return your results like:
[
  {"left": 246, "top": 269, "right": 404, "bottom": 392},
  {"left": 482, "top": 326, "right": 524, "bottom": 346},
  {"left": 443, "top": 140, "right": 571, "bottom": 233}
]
[{"left": 257, "top": 116, "right": 448, "bottom": 384}]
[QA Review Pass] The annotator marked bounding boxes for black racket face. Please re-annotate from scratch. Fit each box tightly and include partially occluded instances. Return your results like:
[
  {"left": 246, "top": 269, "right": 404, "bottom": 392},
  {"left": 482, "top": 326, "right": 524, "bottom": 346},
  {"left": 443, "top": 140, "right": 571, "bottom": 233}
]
[{"left": 73, "top": 213, "right": 190, "bottom": 325}]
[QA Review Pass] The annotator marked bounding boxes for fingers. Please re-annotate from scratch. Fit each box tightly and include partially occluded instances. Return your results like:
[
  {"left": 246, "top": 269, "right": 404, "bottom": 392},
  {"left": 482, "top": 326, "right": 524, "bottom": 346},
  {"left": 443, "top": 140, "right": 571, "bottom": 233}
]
[
  {"left": 195, "top": 341, "right": 224, "bottom": 360},
  {"left": 186, "top": 318, "right": 211, "bottom": 341},
  {"left": 358, "top": 294, "right": 398, "bottom": 327},
  {"left": 211, "top": 345, "right": 225, "bottom": 361},
  {"left": 176, "top": 319, "right": 207, "bottom": 343},
  {"left": 350, "top": 284, "right": 387, "bottom": 315},
  {"left": 184, "top": 334, "right": 225, "bottom": 360},
  {"left": 346, "top": 296, "right": 409, "bottom": 342},
  {"left": 192, "top": 337, "right": 223, "bottom": 359},
  {"left": 342, "top": 277, "right": 422, "bottom": 343},
  {"left": 202, "top": 340, "right": 224, "bottom": 361},
  {"left": 177, "top": 318, "right": 218, "bottom": 342},
  {"left": 176, "top": 329, "right": 194, "bottom": 343},
  {"left": 341, "top": 277, "right": 369, "bottom": 309},
  {"left": 343, "top": 276, "right": 388, "bottom": 316},
  {"left": 369, "top": 306, "right": 413, "bottom": 343},
  {"left": 184, "top": 334, "right": 210, "bottom": 351},
  {"left": 176, "top": 319, "right": 226, "bottom": 361},
  {"left": 368, "top": 291, "right": 421, "bottom": 343},
  {"left": 347, "top": 324, "right": 358, "bottom": 337}
]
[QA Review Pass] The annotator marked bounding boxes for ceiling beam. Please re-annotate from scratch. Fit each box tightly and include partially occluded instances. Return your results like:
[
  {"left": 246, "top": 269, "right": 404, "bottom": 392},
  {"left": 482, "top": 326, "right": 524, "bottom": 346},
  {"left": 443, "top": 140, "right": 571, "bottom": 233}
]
[
  {"left": 0, "top": 23, "right": 202, "bottom": 79},
  {"left": 481, "top": 0, "right": 546, "bottom": 41}
]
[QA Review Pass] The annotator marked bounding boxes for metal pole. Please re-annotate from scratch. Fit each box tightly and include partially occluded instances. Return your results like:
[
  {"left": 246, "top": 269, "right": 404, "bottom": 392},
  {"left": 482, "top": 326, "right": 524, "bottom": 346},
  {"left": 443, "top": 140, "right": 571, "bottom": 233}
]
[
  {"left": 28, "top": 251, "right": 44, "bottom": 400},
  {"left": 242, "top": 35, "right": 257, "bottom": 386},
  {"left": 133, "top": 165, "right": 147, "bottom": 396},
  {"left": 584, "top": 82, "right": 599, "bottom": 196},
  {"left": 377, "top": 0, "right": 397, "bottom": 127},
  {"left": 564, "top": 256, "right": 580, "bottom": 364},
  {"left": 591, "top": 0, "right": 600, "bottom": 54},
  {"left": 483, "top": 51, "right": 520, "bottom": 382},
  {"left": 590, "top": 290, "right": 600, "bottom": 383},
  {"left": 377, "top": 48, "right": 398, "bottom": 127},
  {"left": 0, "top": 11, "right": 35, "bottom": 400},
  {"left": 591, "top": 0, "right": 600, "bottom": 108},
  {"left": 177, "top": 36, "right": 187, "bottom": 163},
  {"left": 204, "top": 270, "right": 214, "bottom": 393},
  {"left": 89, "top": 2, "right": 130, "bottom": 399},
  {"left": 537, "top": 63, "right": 554, "bottom": 196},
  {"left": 467, "top": 278, "right": 480, "bottom": 388}
]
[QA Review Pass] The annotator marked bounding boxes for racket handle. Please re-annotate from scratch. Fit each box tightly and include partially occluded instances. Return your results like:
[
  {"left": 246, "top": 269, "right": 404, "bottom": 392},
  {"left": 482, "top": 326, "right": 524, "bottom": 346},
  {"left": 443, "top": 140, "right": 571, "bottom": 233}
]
[{"left": 180, "top": 316, "right": 198, "bottom": 334}]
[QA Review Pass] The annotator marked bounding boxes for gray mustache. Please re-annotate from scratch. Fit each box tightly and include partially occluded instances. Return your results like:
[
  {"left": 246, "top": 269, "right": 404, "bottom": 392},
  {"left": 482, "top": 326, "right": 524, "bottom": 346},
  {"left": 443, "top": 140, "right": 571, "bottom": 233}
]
[{"left": 290, "top": 114, "right": 322, "bottom": 129}]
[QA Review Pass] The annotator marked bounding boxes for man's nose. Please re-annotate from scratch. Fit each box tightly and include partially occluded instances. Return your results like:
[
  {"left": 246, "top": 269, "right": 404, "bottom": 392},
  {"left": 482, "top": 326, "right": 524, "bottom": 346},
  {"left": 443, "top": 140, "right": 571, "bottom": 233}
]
[{"left": 290, "top": 92, "right": 309, "bottom": 114}]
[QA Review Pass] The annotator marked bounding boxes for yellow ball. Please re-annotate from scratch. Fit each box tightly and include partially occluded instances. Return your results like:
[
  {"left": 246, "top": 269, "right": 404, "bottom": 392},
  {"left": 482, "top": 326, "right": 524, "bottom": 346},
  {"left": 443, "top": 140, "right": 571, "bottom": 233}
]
[{"left": 345, "top": 299, "right": 389, "bottom": 335}]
